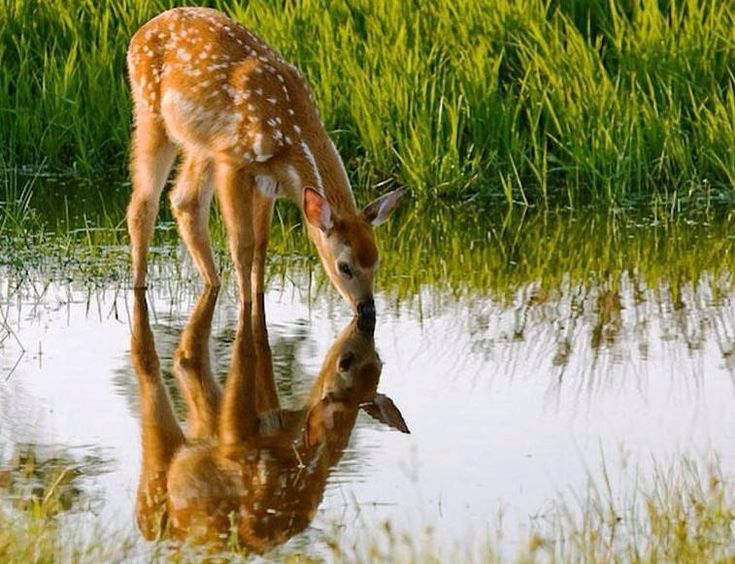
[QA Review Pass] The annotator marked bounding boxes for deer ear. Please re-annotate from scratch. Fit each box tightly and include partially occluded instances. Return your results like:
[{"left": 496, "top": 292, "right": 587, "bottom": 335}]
[
  {"left": 362, "top": 189, "right": 406, "bottom": 226},
  {"left": 361, "top": 393, "right": 410, "bottom": 433},
  {"left": 303, "top": 187, "right": 333, "bottom": 232}
]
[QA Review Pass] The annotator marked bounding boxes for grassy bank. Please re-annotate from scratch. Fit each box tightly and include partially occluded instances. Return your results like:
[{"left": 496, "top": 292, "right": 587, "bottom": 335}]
[{"left": 2, "top": 0, "right": 735, "bottom": 208}]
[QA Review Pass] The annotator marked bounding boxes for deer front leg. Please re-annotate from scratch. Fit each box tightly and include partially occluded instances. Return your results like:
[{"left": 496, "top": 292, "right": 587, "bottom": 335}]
[
  {"left": 251, "top": 189, "right": 275, "bottom": 299},
  {"left": 215, "top": 161, "right": 254, "bottom": 305}
]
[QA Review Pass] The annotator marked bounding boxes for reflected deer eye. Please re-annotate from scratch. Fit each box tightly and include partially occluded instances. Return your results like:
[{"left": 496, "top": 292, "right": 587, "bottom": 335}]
[
  {"left": 338, "top": 351, "right": 354, "bottom": 372},
  {"left": 337, "top": 262, "right": 353, "bottom": 278}
]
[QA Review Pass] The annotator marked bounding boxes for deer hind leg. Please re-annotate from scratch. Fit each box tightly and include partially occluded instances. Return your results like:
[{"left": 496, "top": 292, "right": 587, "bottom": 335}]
[
  {"left": 128, "top": 113, "right": 177, "bottom": 288},
  {"left": 251, "top": 189, "right": 275, "bottom": 299},
  {"left": 214, "top": 161, "right": 254, "bottom": 305},
  {"left": 169, "top": 154, "right": 220, "bottom": 287}
]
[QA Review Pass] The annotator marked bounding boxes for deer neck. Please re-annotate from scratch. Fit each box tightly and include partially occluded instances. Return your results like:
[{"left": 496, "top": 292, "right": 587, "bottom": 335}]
[{"left": 285, "top": 129, "right": 357, "bottom": 217}]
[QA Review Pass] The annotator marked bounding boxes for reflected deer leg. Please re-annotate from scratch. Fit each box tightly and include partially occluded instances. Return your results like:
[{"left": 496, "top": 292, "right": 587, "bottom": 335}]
[
  {"left": 253, "top": 293, "right": 279, "bottom": 414},
  {"left": 173, "top": 287, "right": 222, "bottom": 440},
  {"left": 130, "top": 289, "right": 185, "bottom": 539},
  {"left": 218, "top": 304, "right": 259, "bottom": 447}
]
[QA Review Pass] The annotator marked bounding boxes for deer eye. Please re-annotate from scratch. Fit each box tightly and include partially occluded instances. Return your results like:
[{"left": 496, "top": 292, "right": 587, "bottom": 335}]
[{"left": 337, "top": 261, "right": 353, "bottom": 278}]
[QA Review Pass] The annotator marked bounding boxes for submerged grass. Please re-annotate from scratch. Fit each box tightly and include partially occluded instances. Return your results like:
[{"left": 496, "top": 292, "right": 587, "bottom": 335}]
[
  {"left": 2, "top": 0, "right": 735, "bottom": 207},
  {"left": 2, "top": 170, "right": 735, "bottom": 304}
]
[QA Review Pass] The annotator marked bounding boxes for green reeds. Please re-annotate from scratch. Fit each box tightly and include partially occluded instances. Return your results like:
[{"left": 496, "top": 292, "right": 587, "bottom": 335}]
[{"left": 1, "top": 0, "right": 734, "bottom": 208}]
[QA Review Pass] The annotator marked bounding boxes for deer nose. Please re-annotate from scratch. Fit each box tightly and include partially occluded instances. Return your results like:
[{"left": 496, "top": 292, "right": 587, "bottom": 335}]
[{"left": 356, "top": 298, "right": 375, "bottom": 318}]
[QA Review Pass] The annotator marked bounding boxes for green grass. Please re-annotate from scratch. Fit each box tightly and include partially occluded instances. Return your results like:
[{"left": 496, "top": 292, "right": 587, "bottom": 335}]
[{"left": 2, "top": 0, "right": 735, "bottom": 208}]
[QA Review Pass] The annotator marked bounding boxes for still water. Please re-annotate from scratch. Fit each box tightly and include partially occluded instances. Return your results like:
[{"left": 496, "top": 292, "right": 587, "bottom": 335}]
[{"left": 1, "top": 212, "right": 735, "bottom": 557}]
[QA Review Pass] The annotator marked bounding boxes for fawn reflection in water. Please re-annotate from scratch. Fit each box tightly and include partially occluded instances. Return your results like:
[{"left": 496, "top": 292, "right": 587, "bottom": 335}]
[{"left": 130, "top": 289, "right": 409, "bottom": 551}]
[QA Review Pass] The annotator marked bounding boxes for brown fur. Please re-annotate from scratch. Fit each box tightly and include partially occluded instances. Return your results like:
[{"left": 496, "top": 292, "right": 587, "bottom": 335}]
[{"left": 333, "top": 216, "right": 379, "bottom": 268}]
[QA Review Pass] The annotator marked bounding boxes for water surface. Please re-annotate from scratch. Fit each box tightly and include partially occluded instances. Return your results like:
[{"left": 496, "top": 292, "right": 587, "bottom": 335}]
[{"left": 1, "top": 206, "right": 734, "bottom": 556}]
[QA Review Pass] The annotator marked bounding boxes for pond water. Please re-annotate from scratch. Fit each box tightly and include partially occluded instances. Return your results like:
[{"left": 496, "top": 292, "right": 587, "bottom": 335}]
[{"left": 1, "top": 201, "right": 734, "bottom": 557}]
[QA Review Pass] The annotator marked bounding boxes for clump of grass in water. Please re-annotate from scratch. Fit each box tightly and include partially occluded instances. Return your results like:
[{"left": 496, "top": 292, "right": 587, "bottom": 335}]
[
  {"left": 0, "top": 168, "right": 43, "bottom": 239},
  {"left": 315, "top": 459, "right": 735, "bottom": 563},
  {"left": 2, "top": 0, "right": 735, "bottom": 208},
  {"left": 2, "top": 457, "right": 733, "bottom": 561},
  {"left": 0, "top": 445, "right": 134, "bottom": 562},
  {"left": 529, "top": 459, "right": 735, "bottom": 563}
]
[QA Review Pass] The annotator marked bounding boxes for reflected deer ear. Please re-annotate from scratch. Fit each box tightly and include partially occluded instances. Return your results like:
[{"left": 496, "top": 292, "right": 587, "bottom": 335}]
[
  {"left": 361, "top": 393, "right": 410, "bottom": 433},
  {"left": 304, "top": 401, "right": 326, "bottom": 448},
  {"left": 362, "top": 189, "right": 406, "bottom": 226},
  {"left": 303, "top": 187, "right": 333, "bottom": 232}
]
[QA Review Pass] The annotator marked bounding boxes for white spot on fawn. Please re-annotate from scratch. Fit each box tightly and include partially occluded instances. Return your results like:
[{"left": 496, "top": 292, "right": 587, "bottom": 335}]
[
  {"left": 300, "top": 141, "right": 323, "bottom": 191},
  {"left": 253, "top": 133, "right": 272, "bottom": 162},
  {"left": 285, "top": 165, "right": 300, "bottom": 190},
  {"left": 329, "top": 138, "right": 355, "bottom": 205}
]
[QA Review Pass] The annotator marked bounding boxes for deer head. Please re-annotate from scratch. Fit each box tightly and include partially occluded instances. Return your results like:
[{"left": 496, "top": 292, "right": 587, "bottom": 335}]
[{"left": 303, "top": 187, "right": 405, "bottom": 316}]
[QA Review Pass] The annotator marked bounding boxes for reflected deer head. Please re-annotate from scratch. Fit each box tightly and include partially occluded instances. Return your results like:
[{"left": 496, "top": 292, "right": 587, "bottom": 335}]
[{"left": 130, "top": 289, "right": 408, "bottom": 551}]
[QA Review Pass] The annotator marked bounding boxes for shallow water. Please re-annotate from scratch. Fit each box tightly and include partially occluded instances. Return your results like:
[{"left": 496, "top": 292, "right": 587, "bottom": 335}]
[{"left": 1, "top": 208, "right": 735, "bottom": 556}]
